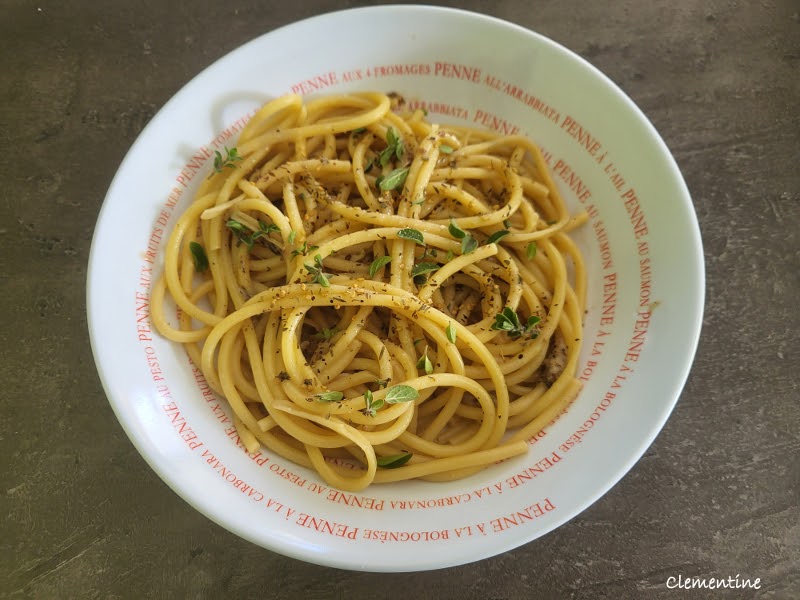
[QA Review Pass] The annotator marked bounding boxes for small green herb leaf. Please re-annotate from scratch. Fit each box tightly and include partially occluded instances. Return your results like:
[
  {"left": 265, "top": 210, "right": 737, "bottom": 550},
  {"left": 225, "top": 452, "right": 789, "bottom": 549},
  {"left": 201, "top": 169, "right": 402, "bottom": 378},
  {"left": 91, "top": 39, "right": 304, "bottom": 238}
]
[
  {"left": 287, "top": 230, "right": 297, "bottom": 245},
  {"left": 385, "top": 384, "right": 419, "bottom": 404},
  {"left": 416, "top": 349, "right": 434, "bottom": 375},
  {"left": 461, "top": 234, "right": 478, "bottom": 255},
  {"left": 258, "top": 221, "right": 280, "bottom": 234},
  {"left": 226, "top": 219, "right": 254, "bottom": 249},
  {"left": 291, "top": 240, "right": 320, "bottom": 257},
  {"left": 397, "top": 228, "right": 425, "bottom": 246},
  {"left": 375, "top": 378, "right": 391, "bottom": 389},
  {"left": 189, "top": 241, "right": 209, "bottom": 272},
  {"left": 314, "top": 391, "right": 344, "bottom": 403},
  {"left": 250, "top": 221, "right": 279, "bottom": 246},
  {"left": 226, "top": 219, "right": 248, "bottom": 235},
  {"left": 448, "top": 219, "right": 466, "bottom": 240},
  {"left": 224, "top": 219, "right": 279, "bottom": 250},
  {"left": 486, "top": 230, "right": 510, "bottom": 244},
  {"left": 446, "top": 322, "right": 457, "bottom": 344},
  {"left": 410, "top": 262, "right": 439, "bottom": 277},
  {"left": 378, "top": 127, "right": 405, "bottom": 167},
  {"left": 369, "top": 255, "right": 392, "bottom": 278},
  {"left": 305, "top": 254, "right": 330, "bottom": 287},
  {"left": 377, "top": 452, "right": 413, "bottom": 469},
  {"left": 439, "top": 144, "right": 454, "bottom": 154},
  {"left": 378, "top": 166, "right": 409, "bottom": 191},
  {"left": 490, "top": 306, "right": 541, "bottom": 339},
  {"left": 314, "top": 254, "right": 328, "bottom": 287},
  {"left": 362, "top": 389, "right": 385, "bottom": 417},
  {"left": 386, "top": 127, "right": 406, "bottom": 160},
  {"left": 209, "top": 146, "right": 242, "bottom": 177},
  {"left": 526, "top": 241, "right": 538, "bottom": 260},
  {"left": 380, "top": 132, "right": 395, "bottom": 166}
]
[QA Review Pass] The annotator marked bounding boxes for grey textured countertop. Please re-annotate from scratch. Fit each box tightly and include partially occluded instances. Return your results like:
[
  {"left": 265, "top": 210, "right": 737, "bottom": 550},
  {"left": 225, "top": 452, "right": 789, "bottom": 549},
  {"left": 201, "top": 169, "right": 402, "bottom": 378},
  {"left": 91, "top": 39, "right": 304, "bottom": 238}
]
[{"left": 2, "top": 1, "right": 798, "bottom": 598}]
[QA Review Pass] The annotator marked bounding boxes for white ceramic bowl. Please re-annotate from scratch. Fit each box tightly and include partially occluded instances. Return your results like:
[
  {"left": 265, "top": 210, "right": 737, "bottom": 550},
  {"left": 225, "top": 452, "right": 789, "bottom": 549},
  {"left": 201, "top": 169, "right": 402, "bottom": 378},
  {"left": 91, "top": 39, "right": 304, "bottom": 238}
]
[{"left": 87, "top": 5, "right": 703, "bottom": 571}]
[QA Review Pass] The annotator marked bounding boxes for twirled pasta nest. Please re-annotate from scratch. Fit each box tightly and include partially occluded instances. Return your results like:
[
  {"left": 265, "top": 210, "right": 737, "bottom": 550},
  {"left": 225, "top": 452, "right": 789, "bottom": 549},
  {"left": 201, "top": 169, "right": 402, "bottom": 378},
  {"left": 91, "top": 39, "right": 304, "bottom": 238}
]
[{"left": 153, "top": 92, "right": 586, "bottom": 491}]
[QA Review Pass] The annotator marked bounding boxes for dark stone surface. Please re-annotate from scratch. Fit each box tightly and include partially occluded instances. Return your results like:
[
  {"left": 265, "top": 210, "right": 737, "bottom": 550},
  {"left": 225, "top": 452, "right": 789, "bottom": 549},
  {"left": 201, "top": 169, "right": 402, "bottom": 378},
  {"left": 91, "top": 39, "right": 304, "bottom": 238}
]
[{"left": 1, "top": 1, "right": 797, "bottom": 598}]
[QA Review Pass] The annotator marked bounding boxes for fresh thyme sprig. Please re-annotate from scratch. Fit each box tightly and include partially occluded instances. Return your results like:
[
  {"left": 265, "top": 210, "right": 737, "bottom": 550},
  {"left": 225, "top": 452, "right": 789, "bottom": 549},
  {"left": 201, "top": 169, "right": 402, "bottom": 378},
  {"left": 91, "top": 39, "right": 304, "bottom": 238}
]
[
  {"left": 291, "top": 240, "right": 319, "bottom": 257},
  {"left": 209, "top": 146, "right": 242, "bottom": 177},
  {"left": 304, "top": 254, "right": 330, "bottom": 287},
  {"left": 378, "top": 127, "right": 404, "bottom": 166},
  {"left": 490, "top": 306, "right": 542, "bottom": 339},
  {"left": 361, "top": 389, "right": 384, "bottom": 417},
  {"left": 226, "top": 219, "right": 280, "bottom": 250}
]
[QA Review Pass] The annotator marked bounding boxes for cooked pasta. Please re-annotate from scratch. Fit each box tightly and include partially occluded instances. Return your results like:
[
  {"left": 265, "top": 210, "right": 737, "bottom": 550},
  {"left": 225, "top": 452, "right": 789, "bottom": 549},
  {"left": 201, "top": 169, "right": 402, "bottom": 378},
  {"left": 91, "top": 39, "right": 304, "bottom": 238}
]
[{"left": 152, "top": 92, "right": 587, "bottom": 491}]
